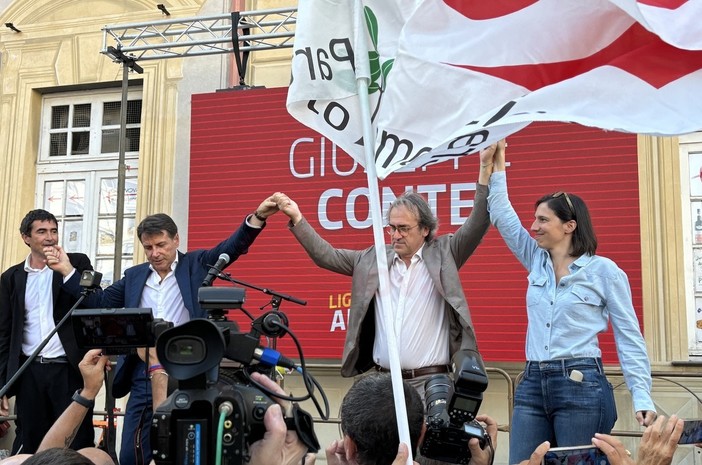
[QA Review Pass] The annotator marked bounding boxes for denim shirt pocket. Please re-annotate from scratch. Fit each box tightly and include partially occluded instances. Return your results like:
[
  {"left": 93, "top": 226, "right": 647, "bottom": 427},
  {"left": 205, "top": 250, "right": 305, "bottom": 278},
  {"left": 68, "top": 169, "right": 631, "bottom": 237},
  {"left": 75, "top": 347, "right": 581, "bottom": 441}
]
[
  {"left": 571, "top": 284, "right": 604, "bottom": 308},
  {"left": 526, "top": 272, "right": 548, "bottom": 307}
]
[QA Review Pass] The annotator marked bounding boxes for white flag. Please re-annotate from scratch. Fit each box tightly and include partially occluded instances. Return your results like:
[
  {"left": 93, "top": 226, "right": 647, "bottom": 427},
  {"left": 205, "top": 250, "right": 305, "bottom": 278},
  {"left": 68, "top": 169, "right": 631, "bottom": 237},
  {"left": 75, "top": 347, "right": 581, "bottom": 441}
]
[
  {"left": 288, "top": 0, "right": 702, "bottom": 179},
  {"left": 287, "top": 0, "right": 415, "bottom": 169},
  {"left": 376, "top": 0, "right": 702, "bottom": 176}
]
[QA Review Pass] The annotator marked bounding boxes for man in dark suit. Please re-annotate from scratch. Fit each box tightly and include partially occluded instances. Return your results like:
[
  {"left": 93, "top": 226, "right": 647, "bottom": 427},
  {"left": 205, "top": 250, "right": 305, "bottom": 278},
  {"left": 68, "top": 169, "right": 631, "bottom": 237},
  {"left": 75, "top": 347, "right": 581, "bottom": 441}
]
[
  {"left": 0, "top": 209, "right": 95, "bottom": 454},
  {"left": 49, "top": 194, "right": 281, "bottom": 465}
]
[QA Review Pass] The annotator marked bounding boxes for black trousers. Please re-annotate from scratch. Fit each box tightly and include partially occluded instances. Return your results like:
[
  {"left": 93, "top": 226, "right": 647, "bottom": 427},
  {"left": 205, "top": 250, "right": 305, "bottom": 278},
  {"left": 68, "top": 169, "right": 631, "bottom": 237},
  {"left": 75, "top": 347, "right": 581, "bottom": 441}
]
[{"left": 11, "top": 360, "right": 95, "bottom": 454}]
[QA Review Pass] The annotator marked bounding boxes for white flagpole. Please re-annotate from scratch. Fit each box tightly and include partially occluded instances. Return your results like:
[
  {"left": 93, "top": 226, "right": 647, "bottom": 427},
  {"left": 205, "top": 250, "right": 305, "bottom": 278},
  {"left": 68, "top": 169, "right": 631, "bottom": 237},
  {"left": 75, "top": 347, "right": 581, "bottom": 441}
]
[{"left": 353, "top": 1, "right": 412, "bottom": 464}]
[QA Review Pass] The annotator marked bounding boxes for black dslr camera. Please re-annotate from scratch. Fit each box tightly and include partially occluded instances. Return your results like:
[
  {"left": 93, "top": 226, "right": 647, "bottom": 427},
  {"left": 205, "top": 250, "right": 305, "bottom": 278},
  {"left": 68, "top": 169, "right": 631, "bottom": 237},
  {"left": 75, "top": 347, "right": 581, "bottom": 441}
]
[
  {"left": 420, "top": 349, "right": 489, "bottom": 464},
  {"left": 151, "top": 287, "right": 320, "bottom": 465}
]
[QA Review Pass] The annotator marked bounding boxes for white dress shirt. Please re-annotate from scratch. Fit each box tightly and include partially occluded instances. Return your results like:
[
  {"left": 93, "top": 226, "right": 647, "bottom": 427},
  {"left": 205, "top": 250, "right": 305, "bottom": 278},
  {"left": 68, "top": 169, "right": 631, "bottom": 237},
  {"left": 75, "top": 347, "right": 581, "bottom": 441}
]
[
  {"left": 373, "top": 244, "right": 450, "bottom": 369},
  {"left": 22, "top": 257, "right": 66, "bottom": 358},
  {"left": 140, "top": 257, "right": 189, "bottom": 327}
]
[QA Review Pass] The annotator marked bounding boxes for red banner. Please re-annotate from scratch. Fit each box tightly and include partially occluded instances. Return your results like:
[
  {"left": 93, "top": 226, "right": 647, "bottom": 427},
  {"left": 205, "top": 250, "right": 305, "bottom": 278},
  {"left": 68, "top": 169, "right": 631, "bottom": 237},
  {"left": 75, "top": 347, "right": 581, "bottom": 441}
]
[{"left": 189, "top": 87, "right": 642, "bottom": 364}]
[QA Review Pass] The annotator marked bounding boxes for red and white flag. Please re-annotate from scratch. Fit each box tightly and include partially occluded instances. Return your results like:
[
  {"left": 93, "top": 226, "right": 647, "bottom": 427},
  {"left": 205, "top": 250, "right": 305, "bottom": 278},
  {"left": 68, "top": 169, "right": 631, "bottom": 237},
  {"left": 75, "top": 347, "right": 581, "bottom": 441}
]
[{"left": 288, "top": 0, "right": 702, "bottom": 179}]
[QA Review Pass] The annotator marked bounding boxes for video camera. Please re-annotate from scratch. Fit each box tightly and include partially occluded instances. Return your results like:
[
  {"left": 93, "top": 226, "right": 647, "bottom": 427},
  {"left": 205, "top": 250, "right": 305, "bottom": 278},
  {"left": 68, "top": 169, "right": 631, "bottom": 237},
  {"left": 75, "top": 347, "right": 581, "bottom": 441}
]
[
  {"left": 420, "top": 349, "right": 490, "bottom": 464},
  {"left": 72, "top": 307, "right": 173, "bottom": 355},
  {"left": 150, "top": 286, "right": 321, "bottom": 465},
  {"left": 71, "top": 270, "right": 174, "bottom": 355}
]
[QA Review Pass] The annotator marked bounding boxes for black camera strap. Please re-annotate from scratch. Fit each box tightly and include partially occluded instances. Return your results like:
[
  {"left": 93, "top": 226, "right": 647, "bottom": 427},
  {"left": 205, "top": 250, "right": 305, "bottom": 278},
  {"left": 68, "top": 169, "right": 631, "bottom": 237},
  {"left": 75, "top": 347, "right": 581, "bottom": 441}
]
[{"left": 284, "top": 403, "right": 320, "bottom": 453}]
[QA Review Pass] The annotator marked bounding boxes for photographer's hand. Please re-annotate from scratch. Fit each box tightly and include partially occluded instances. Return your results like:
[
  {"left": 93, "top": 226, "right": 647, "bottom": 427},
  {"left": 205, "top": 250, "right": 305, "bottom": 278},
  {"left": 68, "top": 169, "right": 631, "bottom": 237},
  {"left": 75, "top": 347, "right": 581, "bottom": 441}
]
[
  {"left": 0, "top": 396, "right": 9, "bottom": 417},
  {"left": 248, "top": 372, "right": 310, "bottom": 465},
  {"left": 468, "top": 415, "right": 498, "bottom": 465},
  {"left": 517, "top": 441, "right": 550, "bottom": 465},
  {"left": 247, "top": 404, "right": 309, "bottom": 465},
  {"left": 324, "top": 439, "right": 349, "bottom": 465},
  {"left": 250, "top": 371, "right": 292, "bottom": 415},
  {"left": 591, "top": 434, "right": 635, "bottom": 465},
  {"left": 79, "top": 348, "right": 110, "bottom": 399},
  {"left": 634, "top": 415, "right": 682, "bottom": 465},
  {"left": 37, "top": 349, "right": 109, "bottom": 452},
  {"left": 392, "top": 443, "right": 419, "bottom": 465}
]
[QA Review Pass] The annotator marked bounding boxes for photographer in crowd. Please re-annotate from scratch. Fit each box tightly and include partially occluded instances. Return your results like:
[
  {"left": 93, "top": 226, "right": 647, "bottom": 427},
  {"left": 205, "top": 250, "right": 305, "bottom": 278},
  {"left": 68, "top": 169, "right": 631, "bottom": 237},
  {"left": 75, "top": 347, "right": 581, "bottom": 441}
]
[
  {"left": 0, "top": 348, "right": 116, "bottom": 465},
  {"left": 46, "top": 195, "right": 283, "bottom": 465},
  {"left": 325, "top": 373, "right": 497, "bottom": 465},
  {"left": 0, "top": 349, "right": 312, "bottom": 465}
]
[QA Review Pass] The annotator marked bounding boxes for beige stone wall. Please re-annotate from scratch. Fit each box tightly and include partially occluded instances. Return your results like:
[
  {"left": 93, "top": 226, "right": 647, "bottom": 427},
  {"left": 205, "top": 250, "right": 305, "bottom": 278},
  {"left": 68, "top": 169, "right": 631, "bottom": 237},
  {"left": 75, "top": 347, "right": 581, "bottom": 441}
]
[
  {"left": 0, "top": 0, "right": 209, "bottom": 271},
  {"left": 637, "top": 135, "right": 690, "bottom": 364},
  {"left": 247, "top": 0, "right": 295, "bottom": 88}
]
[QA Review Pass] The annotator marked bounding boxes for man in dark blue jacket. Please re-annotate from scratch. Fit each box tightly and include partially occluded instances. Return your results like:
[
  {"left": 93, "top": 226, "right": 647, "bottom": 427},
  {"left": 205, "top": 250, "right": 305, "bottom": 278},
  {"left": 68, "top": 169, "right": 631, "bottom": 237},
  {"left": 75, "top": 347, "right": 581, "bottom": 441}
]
[{"left": 48, "top": 194, "right": 281, "bottom": 465}]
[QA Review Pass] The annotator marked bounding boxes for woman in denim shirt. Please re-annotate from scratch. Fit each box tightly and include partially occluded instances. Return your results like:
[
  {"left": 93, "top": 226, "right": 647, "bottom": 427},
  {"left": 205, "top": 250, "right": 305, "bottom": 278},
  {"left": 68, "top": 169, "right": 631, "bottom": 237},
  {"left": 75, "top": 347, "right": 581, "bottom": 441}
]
[{"left": 482, "top": 141, "right": 656, "bottom": 464}]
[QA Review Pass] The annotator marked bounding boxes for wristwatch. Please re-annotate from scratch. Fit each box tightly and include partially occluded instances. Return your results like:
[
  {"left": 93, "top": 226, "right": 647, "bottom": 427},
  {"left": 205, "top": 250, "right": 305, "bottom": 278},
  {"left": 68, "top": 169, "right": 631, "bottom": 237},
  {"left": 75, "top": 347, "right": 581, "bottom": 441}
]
[
  {"left": 253, "top": 211, "right": 267, "bottom": 222},
  {"left": 72, "top": 389, "right": 95, "bottom": 409}
]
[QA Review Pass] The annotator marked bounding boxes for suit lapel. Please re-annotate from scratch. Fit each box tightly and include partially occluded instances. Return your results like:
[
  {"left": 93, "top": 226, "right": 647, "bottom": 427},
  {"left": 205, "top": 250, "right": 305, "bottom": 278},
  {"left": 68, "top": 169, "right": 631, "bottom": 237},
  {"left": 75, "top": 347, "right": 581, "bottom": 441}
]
[
  {"left": 421, "top": 242, "right": 446, "bottom": 295},
  {"left": 12, "top": 267, "right": 27, "bottom": 320},
  {"left": 174, "top": 252, "right": 194, "bottom": 315},
  {"left": 52, "top": 270, "right": 62, "bottom": 300},
  {"left": 127, "top": 266, "right": 151, "bottom": 308}
]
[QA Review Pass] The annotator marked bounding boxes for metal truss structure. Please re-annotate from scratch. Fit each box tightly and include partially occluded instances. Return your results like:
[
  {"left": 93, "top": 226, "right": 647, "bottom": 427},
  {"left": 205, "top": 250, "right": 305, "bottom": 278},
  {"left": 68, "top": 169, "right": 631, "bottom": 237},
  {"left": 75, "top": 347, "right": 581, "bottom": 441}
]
[{"left": 101, "top": 6, "right": 297, "bottom": 62}]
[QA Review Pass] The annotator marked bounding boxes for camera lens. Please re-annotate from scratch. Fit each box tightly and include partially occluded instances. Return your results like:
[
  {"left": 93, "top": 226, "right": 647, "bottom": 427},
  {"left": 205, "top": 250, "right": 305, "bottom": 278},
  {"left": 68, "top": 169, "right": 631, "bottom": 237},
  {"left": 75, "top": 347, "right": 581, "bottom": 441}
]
[{"left": 424, "top": 374, "right": 453, "bottom": 419}]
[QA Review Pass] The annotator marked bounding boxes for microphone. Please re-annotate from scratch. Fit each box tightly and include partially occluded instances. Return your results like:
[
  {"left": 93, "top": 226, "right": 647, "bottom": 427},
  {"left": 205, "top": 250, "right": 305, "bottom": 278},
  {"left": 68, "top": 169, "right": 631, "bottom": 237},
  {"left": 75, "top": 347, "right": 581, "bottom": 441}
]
[{"left": 201, "top": 253, "right": 230, "bottom": 287}]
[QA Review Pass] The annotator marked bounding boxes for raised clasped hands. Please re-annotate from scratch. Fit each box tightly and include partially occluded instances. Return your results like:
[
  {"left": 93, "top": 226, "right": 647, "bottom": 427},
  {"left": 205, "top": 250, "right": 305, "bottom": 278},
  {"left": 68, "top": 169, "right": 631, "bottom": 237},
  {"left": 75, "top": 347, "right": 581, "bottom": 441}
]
[
  {"left": 257, "top": 193, "right": 283, "bottom": 220},
  {"left": 273, "top": 193, "right": 302, "bottom": 225},
  {"left": 478, "top": 140, "right": 506, "bottom": 170}
]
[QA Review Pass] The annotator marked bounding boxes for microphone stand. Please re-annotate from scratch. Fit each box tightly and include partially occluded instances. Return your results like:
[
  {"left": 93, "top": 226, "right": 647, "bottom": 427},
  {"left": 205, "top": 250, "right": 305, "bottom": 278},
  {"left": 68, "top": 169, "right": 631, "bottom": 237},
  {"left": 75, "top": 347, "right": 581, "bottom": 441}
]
[
  {"left": 0, "top": 288, "right": 95, "bottom": 399},
  {"left": 216, "top": 273, "right": 306, "bottom": 350}
]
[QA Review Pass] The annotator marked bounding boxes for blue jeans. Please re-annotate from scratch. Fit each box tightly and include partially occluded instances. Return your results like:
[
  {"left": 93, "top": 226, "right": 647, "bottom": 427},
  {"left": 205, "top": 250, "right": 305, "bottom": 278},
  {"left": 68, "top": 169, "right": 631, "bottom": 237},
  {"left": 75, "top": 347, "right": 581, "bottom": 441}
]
[{"left": 509, "top": 358, "right": 617, "bottom": 465}]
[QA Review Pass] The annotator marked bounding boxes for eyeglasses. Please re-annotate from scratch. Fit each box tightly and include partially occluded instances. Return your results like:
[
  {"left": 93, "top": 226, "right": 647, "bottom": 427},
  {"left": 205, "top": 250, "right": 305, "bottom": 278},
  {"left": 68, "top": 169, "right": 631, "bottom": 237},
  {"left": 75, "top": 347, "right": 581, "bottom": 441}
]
[
  {"left": 385, "top": 224, "right": 420, "bottom": 236},
  {"left": 552, "top": 191, "right": 575, "bottom": 217}
]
